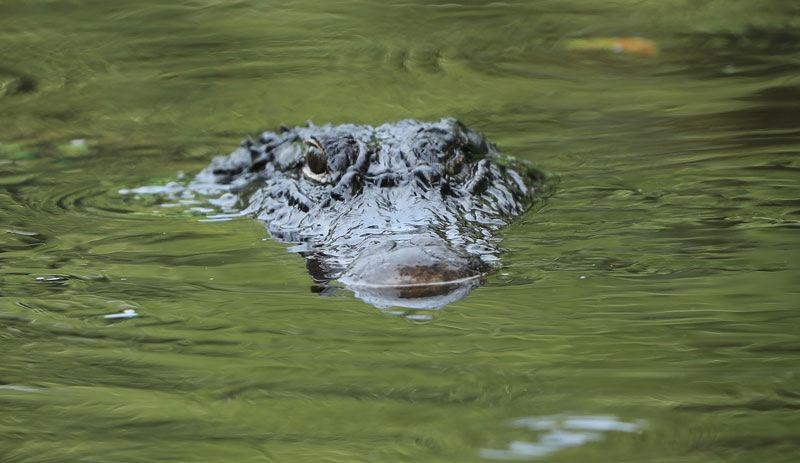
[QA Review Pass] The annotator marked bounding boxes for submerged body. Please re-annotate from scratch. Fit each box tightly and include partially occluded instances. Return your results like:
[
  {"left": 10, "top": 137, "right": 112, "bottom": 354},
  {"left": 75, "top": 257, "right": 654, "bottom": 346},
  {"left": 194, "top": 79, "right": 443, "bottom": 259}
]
[{"left": 193, "top": 118, "right": 541, "bottom": 308}]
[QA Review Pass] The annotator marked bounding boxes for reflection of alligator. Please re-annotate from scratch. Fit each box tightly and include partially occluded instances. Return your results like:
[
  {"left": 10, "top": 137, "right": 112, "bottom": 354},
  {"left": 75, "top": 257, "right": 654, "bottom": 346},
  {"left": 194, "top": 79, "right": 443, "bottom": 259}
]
[{"left": 194, "top": 118, "right": 542, "bottom": 309}]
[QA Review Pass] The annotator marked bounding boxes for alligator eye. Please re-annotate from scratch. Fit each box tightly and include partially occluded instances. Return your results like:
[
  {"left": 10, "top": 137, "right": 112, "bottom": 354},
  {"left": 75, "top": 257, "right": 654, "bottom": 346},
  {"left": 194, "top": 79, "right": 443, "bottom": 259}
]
[{"left": 305, "top": 138, "right": 328, "bottom": 175}]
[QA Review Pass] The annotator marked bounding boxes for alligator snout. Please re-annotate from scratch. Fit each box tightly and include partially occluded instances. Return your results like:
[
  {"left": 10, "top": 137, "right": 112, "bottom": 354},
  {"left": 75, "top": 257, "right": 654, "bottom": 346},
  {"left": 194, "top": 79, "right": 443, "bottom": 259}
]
[{"left": 338, "top": 235, "right": 488, "bottom": 309}]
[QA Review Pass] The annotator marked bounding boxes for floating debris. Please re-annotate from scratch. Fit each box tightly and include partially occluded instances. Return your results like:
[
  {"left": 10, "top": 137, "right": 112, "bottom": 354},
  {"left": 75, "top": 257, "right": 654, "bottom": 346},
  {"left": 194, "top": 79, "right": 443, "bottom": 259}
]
[
  {"left": 34, "top": 275, "right": 68, "bottom": 282},
  {"left": 565, "top": 37, "right": 659, "bottom": 56},
  {"left": 58, "top": 139, "right": 90, "bottom": 154},
  {"left": 103, "top": 309, "right": 139, "bottom": 320},
  {"left": 4, "top": 228, "right": 38, "bottom": 236}
]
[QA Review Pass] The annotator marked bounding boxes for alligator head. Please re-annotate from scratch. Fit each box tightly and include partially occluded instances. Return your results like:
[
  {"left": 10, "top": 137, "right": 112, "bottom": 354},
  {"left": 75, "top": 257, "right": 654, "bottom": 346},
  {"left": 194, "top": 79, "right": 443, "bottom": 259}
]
[{"left": 191, "top": 118, "right": 541, "bottom": 310}]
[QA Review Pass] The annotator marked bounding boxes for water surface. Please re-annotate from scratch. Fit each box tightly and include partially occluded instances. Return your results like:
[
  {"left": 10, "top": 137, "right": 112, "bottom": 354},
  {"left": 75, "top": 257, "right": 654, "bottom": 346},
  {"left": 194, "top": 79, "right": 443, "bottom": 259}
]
[{"left": 2, "top": 1, "right": 799, "bottom": 462}]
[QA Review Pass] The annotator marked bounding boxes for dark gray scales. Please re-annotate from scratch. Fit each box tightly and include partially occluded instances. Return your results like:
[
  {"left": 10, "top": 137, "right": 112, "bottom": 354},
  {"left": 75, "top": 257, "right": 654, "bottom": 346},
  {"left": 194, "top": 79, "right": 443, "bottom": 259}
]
[{"left": 193, "top": 118, "right": 542, "bottom": 309}]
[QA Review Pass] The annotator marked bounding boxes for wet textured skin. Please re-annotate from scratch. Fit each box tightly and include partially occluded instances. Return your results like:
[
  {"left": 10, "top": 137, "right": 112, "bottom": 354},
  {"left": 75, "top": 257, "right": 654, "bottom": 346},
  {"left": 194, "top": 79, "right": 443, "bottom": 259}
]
[{"left": 193, "top": 118, "right": 541, "bottom": 309}]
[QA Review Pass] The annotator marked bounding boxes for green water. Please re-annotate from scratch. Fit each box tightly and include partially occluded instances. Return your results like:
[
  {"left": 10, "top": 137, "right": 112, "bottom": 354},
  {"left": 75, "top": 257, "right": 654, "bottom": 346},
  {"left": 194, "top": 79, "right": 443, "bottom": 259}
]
[{"left": 2, "top": 1, "right": 799, "bottom": 461}]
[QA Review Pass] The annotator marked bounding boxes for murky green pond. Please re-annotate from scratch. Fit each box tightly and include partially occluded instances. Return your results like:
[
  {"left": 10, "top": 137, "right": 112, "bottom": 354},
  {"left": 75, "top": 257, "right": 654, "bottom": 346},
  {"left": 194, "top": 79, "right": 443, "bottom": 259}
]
[{"left": 2, "top": 1, "right": 799, "bottom": 461}]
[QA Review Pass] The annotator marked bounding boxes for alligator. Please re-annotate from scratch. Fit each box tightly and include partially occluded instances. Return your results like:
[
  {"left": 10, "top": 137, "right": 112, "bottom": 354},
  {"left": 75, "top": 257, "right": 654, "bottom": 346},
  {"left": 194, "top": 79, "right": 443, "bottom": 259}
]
[{"left": 172, "top": 118, "right": 541, "bottom": 310}]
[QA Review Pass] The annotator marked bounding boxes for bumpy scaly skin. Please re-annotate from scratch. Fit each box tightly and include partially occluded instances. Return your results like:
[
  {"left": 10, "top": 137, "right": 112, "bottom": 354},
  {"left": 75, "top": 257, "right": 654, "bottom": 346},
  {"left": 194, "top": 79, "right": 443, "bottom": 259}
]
[{"left": 193, "top": 118, "right": 538, "bottom": 290}]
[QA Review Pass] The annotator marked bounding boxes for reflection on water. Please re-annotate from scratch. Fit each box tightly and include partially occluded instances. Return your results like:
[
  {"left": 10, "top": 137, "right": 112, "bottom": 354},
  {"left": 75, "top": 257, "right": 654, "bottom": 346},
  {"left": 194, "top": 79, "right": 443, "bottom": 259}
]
[{"left": 481, "top": 415, "right": 644, "bottom": 460}]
